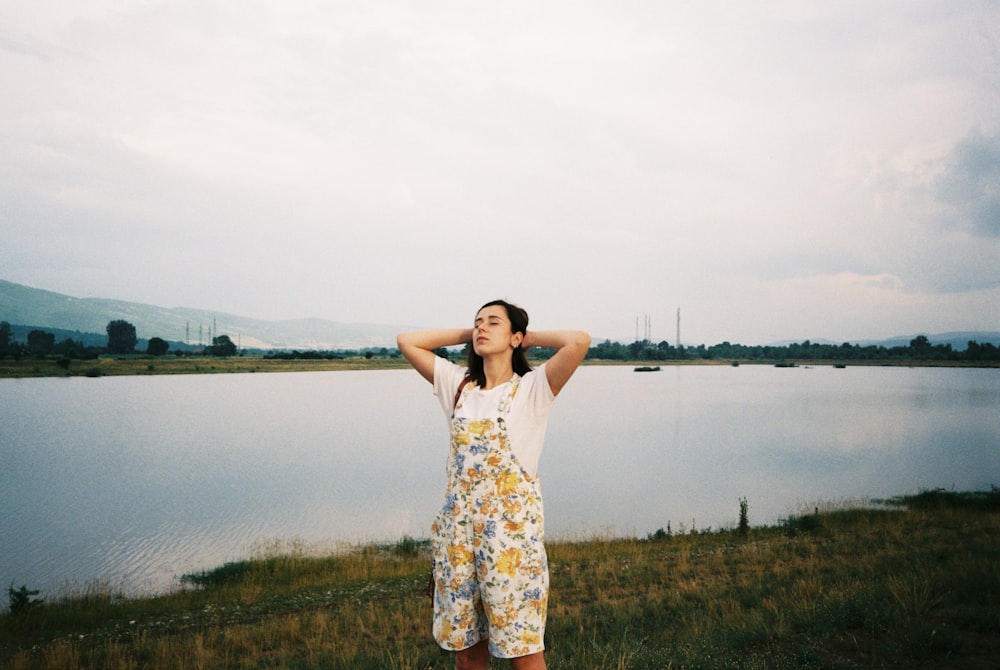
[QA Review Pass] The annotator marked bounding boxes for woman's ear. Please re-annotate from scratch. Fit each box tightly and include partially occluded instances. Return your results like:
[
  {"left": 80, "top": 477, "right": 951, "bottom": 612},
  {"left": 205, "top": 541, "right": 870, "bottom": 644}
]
[{"left": 511, "top": 332, "right": 524, "bottom": 349}]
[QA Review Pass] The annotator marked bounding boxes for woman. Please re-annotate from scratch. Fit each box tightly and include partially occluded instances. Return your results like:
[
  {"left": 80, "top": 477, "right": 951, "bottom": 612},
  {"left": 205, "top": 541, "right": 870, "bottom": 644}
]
[{"left": 397, "top": 300, "right": 590, "bottom": 670}]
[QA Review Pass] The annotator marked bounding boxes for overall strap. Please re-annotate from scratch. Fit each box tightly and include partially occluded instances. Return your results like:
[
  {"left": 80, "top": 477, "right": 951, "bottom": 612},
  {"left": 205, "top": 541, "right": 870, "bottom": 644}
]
[
  {"left": 453, "top": 376, "right": 471, "bottom": 411},
  {"left": 497, "top": 377, "right": 520, "bottom": 415}
]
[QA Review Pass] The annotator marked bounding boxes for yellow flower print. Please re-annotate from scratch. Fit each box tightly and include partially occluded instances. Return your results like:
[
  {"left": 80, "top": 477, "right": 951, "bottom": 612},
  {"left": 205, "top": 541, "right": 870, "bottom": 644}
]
[
  {"left": 496, "top": 547, "right": 522, "bottom": 577},
  {"left": 440, "top": 617, "right": 454, "bottom": 638},
  {"left": 457, "top": 610, "right": 478, "bottom": 629},
  {"left": 489, "top": 605, "right": 518, "bottom": 631},
  {"left": 468, "top": 420, "right": 493, "bottom": 435},
  {"left": 503, "top": 496, "right": 522, "bottom": 515},
  {"left": 478, "top": 497, "right": 499, "bottom": 517},
  {"left": 521, "top": 630, "right": 541, "bottom": 647},
  {"left": 496, "top": 470, "right": 521, "bottom": 496},
  {"left": 504, "top": 520, "right": 524, "bottom": 533},
  {"left": 455, "top": 432, "right": 471, "bottom": 446},
  {"left": 447, "top": 544, "right": 474, "bottom": 567},
  {"left": 488, "top": 607, "right": 511, "bottom": 629},
  {"left": 525, "top": 561, "right": 545, "bottom": 580}
]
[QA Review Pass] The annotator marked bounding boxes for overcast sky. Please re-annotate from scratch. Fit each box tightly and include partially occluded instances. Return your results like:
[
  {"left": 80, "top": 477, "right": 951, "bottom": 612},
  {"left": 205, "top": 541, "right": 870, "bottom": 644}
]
[{"left": 2, "top": 1, "right": 998, "bottom": 345}]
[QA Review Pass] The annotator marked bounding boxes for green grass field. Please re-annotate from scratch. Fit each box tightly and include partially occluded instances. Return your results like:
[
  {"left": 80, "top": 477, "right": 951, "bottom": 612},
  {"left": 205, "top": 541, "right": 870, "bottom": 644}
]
[
  {"left": 2, "top": 355, "right": 996, "bottom": 379},
  {"left": 3, "top": 490, "right": 998, "bottom": 669},
  {"left": 0, "top": 355, "right": 415, "bottom": 378}
]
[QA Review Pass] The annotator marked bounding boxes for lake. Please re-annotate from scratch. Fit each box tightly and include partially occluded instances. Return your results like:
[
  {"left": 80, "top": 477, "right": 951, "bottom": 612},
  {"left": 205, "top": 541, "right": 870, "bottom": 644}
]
[{"left": 1, "top": 364, "right": 997, "bottom": 599}]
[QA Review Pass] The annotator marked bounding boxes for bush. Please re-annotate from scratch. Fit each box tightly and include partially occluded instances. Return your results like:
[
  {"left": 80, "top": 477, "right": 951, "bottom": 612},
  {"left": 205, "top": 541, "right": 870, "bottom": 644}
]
[
  {"left": 887, "top": 487, "right": 1000, "bottom": 512},
  {"left": 8, "top": 584, "right": 43, "bottom": 615}
]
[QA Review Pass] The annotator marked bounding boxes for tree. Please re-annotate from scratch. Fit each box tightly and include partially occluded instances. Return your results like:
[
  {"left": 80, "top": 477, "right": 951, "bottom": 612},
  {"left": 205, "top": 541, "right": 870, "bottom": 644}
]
[
  {"left": 0, "top": 321, "right": 11, "bottom": 355},
  {"left": 106, "top": 320, "right": 138, "bottom": 354},
  {"left": 206, "top": 334, "right": 236, "bottom": 357},
  {"left": 7, "top": 584, "right": 44, "bottom": 615},
  {"left": 27, "top": 329, "right": 55, "bottom": 356},
  {"left": 146, "top": 337, "right": 170, "bottom": 356},
  {"left": 54, "top": 338, "right": 82, "bottom": 357}
]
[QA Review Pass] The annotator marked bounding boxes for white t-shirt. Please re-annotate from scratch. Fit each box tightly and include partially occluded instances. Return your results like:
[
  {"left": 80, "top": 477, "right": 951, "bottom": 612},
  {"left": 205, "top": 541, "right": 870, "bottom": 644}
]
[{"left": 433, "top": 357, "right": 556, "bottom": 478}]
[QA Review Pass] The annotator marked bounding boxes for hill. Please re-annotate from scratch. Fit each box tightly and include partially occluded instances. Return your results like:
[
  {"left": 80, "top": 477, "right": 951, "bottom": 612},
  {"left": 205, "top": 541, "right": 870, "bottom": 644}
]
[
  {"left": 3, "top": 279, "right": 998, "bottom": 352},
  {"left": 0, "top": 280, "right": 408, "bottom": 350}
]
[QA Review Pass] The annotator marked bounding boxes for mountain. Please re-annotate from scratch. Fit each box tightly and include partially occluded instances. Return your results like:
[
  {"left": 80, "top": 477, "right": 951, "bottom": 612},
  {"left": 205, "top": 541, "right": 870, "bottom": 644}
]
[
  {"left": 0, "top": 280, "right": 408, "bottom": 350},
  {"left": 3, "top": 279, "right": 998, "bottom": 352}
]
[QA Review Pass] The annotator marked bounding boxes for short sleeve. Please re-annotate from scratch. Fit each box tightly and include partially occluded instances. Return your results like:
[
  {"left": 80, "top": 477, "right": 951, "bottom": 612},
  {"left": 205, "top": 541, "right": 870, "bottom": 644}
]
[
  {"left": 516, "top": 363, "right": 555, "bottom": 417},
  {"left": 432, "top": 356, "right": 468, "bottom": 418}
]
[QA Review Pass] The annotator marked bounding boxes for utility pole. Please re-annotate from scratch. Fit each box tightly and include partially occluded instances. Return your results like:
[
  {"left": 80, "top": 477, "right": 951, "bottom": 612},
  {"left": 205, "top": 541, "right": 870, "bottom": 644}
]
[{"left": 676, "top": 308, "right": 681, "bottom": 350}]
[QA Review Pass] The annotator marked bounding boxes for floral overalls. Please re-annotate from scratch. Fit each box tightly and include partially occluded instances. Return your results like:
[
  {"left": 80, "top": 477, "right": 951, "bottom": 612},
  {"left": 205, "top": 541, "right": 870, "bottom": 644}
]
[{"left": 430, "top": 376, "right": 548, "bottom": 658}]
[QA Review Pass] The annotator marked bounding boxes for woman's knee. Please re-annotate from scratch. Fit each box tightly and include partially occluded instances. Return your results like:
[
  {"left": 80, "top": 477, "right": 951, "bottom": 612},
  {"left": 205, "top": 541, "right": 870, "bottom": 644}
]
[
  {"left": 455, "top": 639, "right": 490, "bottom": 670},
  {"left": 510, "top": 651, "right": 546, "bottom": 670}
]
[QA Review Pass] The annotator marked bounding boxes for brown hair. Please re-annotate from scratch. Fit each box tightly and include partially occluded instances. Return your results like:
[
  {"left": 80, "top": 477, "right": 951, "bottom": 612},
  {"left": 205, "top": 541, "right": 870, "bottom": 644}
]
[{"left": 465, "top": 299, "right": 531, "bottom": 387}]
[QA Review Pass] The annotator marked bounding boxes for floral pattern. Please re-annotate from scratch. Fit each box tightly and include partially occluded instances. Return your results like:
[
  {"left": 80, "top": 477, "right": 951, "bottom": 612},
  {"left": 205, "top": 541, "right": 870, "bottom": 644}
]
[{"left": 430, "top": 378, "right": 548, "bottom": 658}]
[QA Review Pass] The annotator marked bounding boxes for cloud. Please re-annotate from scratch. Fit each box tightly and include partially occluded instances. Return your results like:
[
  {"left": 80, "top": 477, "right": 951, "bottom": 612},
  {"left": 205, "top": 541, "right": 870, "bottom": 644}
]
[
  {"left": 935, "top": 131, "right": 1000, "bottom": 237},
  {"left": 2, "top": 2, "right": 999, "bottom": 344}
]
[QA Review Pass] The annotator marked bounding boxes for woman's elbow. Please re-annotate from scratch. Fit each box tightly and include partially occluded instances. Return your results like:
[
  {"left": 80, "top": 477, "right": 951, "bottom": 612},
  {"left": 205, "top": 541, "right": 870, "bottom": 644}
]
[{"left": 396, "top": 332, "right": 417, "bottom": 350}]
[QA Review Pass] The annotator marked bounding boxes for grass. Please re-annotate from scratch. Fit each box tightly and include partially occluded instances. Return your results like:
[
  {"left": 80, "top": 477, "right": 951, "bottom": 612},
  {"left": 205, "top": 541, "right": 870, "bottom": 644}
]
[
  {"left": 2, "top": 490, "right": 998, "bottom": 668},
  {"left": 0, "top": 355, "right": 414, "bottom": 378},
  {"left": 3, "top": 355, "right": 997, "bottom": 379}
]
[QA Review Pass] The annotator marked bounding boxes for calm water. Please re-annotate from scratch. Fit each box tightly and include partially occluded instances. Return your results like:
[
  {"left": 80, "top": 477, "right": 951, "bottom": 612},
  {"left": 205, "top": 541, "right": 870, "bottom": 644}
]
[{"left": 2, "top": 365, "right": 998, "bottom": 598}]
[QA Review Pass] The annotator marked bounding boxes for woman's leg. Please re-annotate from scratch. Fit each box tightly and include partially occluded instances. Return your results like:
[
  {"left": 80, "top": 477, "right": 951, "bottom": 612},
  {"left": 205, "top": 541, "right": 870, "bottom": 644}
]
[
  {"left": 510, "top": 651, "right": 546, "bottom": 669},
  {"left": 455, "top": 639, "right": 490, "bottom": 670}
]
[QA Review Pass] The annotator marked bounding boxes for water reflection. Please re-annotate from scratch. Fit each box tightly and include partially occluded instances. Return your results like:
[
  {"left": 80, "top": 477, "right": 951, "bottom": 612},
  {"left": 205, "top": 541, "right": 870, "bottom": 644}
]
[{"left": 1, "top": 365, "right": 997, "bottom": 596}]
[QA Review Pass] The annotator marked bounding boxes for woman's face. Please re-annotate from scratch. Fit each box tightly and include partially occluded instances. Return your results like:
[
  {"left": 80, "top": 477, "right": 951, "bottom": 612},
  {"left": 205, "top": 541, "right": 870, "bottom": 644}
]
[{"left": 473, "top": 304, "right": 523, "bottom": 358}]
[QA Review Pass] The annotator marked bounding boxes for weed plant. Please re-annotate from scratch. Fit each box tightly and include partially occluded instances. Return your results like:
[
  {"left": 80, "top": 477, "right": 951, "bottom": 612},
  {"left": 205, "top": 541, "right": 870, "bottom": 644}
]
[{"left": 2, "top": 491, "right": 998, "bottom": 669}]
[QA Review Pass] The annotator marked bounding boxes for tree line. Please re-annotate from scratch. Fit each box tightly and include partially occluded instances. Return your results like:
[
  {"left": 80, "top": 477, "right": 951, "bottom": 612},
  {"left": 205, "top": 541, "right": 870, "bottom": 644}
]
[
  {"left": 0, "top": 320, "right": 237, "bottom": 359},
  {"left": 586, "top": 334, "right": 1000, "bottom": 362},
  {"left": 2, "top": 319, "right": 997, "bottom": 363},
  {"left": 261, "top": 335, "right": 999, "bottom": 364}
]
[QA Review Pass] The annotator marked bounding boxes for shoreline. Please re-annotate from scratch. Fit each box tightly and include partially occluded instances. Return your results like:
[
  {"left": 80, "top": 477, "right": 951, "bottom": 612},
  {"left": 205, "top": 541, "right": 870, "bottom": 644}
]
[{"left": 2, "top": 355, "right": 997, "bottom": 378}]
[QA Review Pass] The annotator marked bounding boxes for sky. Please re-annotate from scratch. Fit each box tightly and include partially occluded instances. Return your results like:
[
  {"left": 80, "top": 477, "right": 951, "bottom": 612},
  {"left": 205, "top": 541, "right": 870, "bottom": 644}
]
[{"left": 2, "top": 1, "right": 998, "bottom": 346}]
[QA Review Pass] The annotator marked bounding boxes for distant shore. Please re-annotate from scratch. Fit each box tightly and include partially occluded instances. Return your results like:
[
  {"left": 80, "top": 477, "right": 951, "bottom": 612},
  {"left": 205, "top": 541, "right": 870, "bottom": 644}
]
[{"left": 2, "top": 355, "right": 998, "bottom": 378}]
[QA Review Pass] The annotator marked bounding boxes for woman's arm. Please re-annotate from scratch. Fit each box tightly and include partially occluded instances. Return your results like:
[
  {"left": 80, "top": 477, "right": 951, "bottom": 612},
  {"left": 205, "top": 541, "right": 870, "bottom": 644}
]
[
  {"left": 397, "top": 328, "right": 473, "bottom": 384},
  {"left": 523, "top": 329, "right": 591, "bottom": 396}
]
